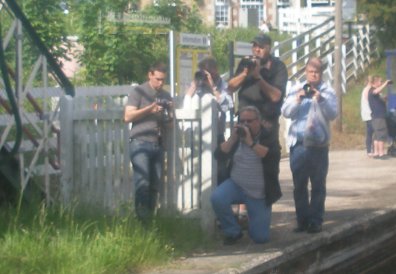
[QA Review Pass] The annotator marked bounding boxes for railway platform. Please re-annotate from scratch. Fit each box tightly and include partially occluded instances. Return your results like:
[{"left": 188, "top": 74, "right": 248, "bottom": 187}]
[{"left": 148, "top": 150, "right": 396, "bottom": 274}]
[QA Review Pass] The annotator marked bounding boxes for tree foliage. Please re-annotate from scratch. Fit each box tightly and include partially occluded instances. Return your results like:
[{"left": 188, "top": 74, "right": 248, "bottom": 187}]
[
  {"left": 68, "top": 0, "right": 204, "bottom": 85},
  {"left": 12, "top": 0, "right": 289, "bottom": 86},
  {"left": 143, "top": 0, "right": 203, "bottom": 32},
  {"left": 68, "top": 0, "right": 147, "bottom": 85},
  {"left": 0, "top": 0, "right": 69, "bottom": 87},
  {"left": 358, "top": 0, "right": 396, "bottom": 49},
  {"left": 22, "top": 0, "right": 69, "bottom": 59}
]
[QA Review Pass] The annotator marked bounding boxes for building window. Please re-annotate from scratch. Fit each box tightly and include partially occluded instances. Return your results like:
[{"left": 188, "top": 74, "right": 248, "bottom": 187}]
[
  {"left": 277, "top": 0, "right": 290, "bottom": 8},
  {"left": 215, "top": 1, "right": 229, "bottom": 27},
  {"left": 240, "top": 0, "right": 264, "bottom": 25}
]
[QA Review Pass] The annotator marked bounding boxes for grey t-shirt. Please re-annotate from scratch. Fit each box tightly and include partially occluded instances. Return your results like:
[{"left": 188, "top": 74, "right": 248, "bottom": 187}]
[{"left": 127, "top": 82, "right": 172, "bottom": 143}]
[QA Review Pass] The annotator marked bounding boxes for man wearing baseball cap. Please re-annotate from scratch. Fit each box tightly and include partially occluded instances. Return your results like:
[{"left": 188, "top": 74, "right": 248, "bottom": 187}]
[
  {"left": 227, "top": 33, "right": 288, "bottom": 231},
  {"left": 229, "top": 33, "right": 288, "bottom": 128}
]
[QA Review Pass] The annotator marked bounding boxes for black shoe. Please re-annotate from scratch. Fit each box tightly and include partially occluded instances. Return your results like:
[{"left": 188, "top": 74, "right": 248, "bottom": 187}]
[
  {"left": 307, "top": 223, "right": 322, "bottom": 233},
  {"left": 293, "top": 226, "right": 306, "bottom": 233},
  {"left": 293, "top": 222, "right": 308, "bottom": 233},
  {"left": 223, "top": 232, "right": 243, "bottom": 245}
]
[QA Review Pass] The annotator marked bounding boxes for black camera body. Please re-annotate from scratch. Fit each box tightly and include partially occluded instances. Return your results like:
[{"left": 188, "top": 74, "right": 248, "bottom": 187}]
[
  {"left": 239, "top": 56, "right": 257, "bottom": 71},
  {"left": 236, "top": 125, "right": 246, "bottom": 138},
  {"left": 194, "top": 70, "right": 208, "bottom": 88},
  {"left": 155, "top": 98, "right": 171, "bottom": 108},
  {"left": 155, "top": 98, "right": 172, "bottom": 122},
  {"left": 302, "top": 83, "right": 314, "bottom": 98}
]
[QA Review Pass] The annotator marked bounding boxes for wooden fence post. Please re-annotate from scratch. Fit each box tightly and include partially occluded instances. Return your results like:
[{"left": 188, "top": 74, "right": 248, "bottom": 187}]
[
  {"left": 352, "top": 35, "right": 358, "bottom": 79},
  {"left": 341, "top": 44, "right": 346, "bottom": 94},
  {"left": 274, "top": 41, "right": 280, "bottom": 57},
  {"left": 304, "top": 33, "right": 310, "bottom": 64},
  {"left": 200, "top": 95, "right": 217, "bottom": 235},
  {"left": 292, "top": 38, "right": 297, "bottom": 76},
  {"left": 60, "top": 95, "right": 74, "bottom": 205},
  {"left": 316, "top": 37, "right": 321, "bottom": 57}
]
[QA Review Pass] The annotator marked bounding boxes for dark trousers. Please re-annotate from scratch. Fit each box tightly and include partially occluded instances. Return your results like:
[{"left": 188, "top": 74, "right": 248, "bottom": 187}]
[{"left": 365, "top": 120, "right": 373, "bottom": 154}]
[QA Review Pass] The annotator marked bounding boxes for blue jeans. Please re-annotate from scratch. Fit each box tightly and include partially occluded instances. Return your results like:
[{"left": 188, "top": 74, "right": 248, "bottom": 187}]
[
  {"left": 129, "top": 139, "right": 163, "bottom": 220},
  {"left": 290, "top": 144, "right": 329, "bottom": 227},
  {"left": 210, "top": 178, "right": 272, "bottom": 243}
]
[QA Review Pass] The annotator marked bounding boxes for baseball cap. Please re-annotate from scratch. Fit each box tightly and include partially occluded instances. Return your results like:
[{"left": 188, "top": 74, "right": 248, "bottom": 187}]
[{"left": 251, "top": 34, "right": 272, "bottom": 47}]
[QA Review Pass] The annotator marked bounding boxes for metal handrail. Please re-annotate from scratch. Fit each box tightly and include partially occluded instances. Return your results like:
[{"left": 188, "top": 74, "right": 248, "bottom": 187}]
[
  {"left": 4, "top": 0, "right": 75, "bottom": 97},
  {"left": 0, "top": 21, "right": 22, "bottom": 155}
]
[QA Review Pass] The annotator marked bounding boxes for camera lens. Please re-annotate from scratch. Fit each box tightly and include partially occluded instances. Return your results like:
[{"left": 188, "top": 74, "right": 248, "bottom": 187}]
[
  {"left": 302, "top": 84, "right": 313, "bottom": 97},
  {"left": 236, "top": 127, "right": 246, "bottom": 138},
  {"left": 155, "top": 98, "right": 169, "bottom": 108}
]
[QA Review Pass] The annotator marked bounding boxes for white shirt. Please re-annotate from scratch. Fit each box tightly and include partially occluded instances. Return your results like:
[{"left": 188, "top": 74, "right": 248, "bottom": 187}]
[{"left": 360, "top": 85, "right": 372, "bottom": 121}]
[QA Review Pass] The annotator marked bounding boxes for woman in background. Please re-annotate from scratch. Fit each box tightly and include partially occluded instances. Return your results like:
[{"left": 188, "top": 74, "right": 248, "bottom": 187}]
[
  {"left": 360, "top": 75, "right": 374, "bottom": 157},
  {"left": 368, "top": 76, "right": 392, "bottom": 159}
]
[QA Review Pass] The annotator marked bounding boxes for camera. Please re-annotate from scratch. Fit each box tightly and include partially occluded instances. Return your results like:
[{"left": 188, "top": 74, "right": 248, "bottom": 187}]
[
  {"left": 194, "top": 70, "right": 208, "bottom": 88},
  {"left": 239, "top": 56, "right": 257, "bottom": 71},
  {"left": 155, "top": 98, "right": 172, "bottom": 122},
  {"left": 302, "top": 84, "right": 314, "bottom": 98},
  {"left": 388, "top": 80, "right": 393, "bottom": 85},
  {"left": 236, "top": 125, "right": 246, "bottom": 138},
  {"left": 155, "top": 98, "right": 171, "bottom": 109}
]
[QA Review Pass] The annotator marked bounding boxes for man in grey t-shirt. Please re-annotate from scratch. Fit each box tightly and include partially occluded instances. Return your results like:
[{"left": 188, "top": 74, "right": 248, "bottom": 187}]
[{"left": 124, "top": 62, "right": 173, "bottom": 222}]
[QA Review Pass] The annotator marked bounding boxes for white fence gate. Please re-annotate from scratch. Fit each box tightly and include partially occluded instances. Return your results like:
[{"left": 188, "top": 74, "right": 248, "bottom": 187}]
[{"left": 60, "top": 90, "right": 217, "bottom": 231}]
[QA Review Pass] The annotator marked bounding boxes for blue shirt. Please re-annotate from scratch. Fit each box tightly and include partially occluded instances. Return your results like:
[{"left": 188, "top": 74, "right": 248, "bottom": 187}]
[{"left": 281, "top": 81, "right": 338, "bottom": 147}]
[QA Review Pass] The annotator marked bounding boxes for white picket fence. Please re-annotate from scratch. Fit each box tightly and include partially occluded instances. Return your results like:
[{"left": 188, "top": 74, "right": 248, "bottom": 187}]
[
  {"left": 273, "top": 18, "right": 378, "bottom": 93},
  {"left": 60, "top": 94, "right": 131, "bottom": 210},
  {"left": 59, "top": 90, "right": 217, "bottom": 231}
]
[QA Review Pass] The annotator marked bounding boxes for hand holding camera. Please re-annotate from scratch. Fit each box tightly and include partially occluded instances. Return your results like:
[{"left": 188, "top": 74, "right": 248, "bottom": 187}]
[
  {"left": 234, "top": 123, "right": 253, "bottom": 144},
  {"left": 236, "top": 125, "right": 247, "bottom": 138},
  {"left": 153, "top": 98, "right": 173, "bottom": 121},
  {"left": 194, "top": 70, "right": 208, "bottom": 88},
  {"left": 301, "top": 84, "right": 315, "bottom": 98},
  {"left": 155, "top": 98, "right": 171, "bottom": 109},
  {"left": 240, "top": 56, "right": 258, "bottom": 72},
  {"left": 298, "top": 83, "right": 320, "bottom": 100},
  {"left": 194, "top": 69, "right": 214, "bottom": 96},
  {"left": 239, "top": 56, "right": 260, "bottom": 78}
]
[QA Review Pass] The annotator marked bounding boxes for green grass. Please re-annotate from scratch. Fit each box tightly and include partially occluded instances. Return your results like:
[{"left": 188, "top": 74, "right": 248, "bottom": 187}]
[{"left": 0, "top": 203, "right": 210, "bottom": 273}]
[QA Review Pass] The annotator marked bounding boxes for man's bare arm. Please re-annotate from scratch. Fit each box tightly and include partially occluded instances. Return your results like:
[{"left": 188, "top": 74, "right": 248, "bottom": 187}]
[
  {"left": 124, "top": 103, "right": 159, "bottom": 123},
  {"left": 255, "top": 76, "right": 282, "bottom": 102},
  {"left": 251, "top": 64, "right": 282, "bottom": 102},
  {"left": 228, "top": 69, "right": 248, "bottom": 93}
]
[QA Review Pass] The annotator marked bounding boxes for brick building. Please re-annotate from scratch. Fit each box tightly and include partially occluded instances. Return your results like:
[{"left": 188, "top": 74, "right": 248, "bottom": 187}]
[
  {"left": 138, "top": 0, "right": 337, "bottom": 30},
  {"left": 139, "top": 0, "right": 279, "bottom": 29}
]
